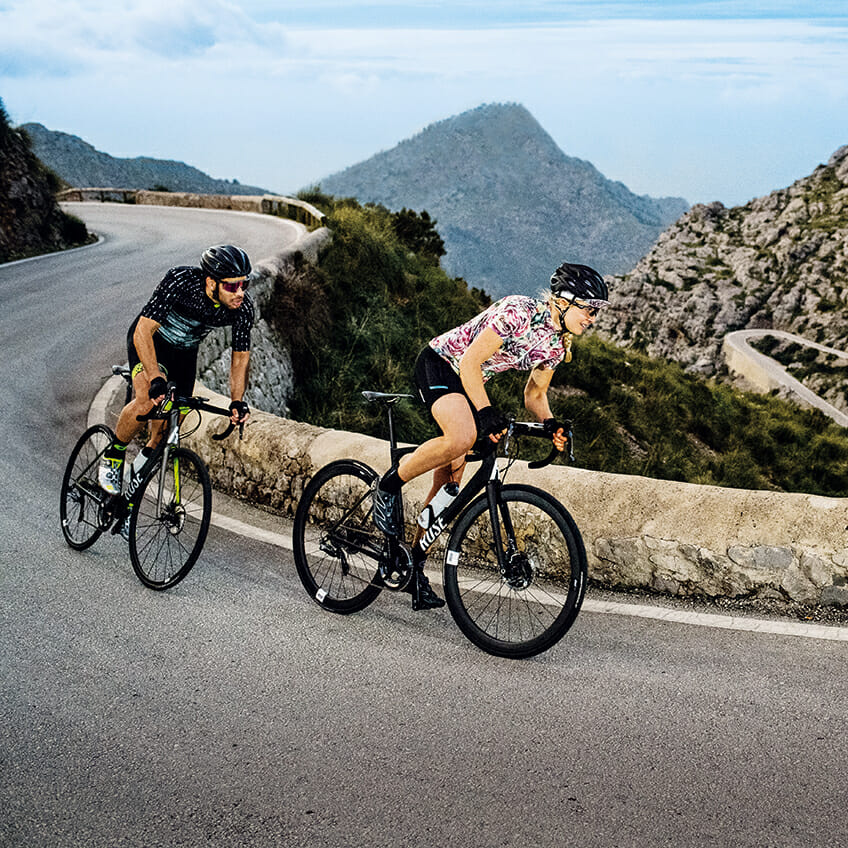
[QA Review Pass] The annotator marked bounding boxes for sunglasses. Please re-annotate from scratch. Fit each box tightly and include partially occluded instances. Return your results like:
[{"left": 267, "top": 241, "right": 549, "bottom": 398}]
[
  {"left": 218, "top": 276, "right": 250, "bottom": 293},
  {"left": 572, "top": 298, "right": 608, "bottom": 318}
]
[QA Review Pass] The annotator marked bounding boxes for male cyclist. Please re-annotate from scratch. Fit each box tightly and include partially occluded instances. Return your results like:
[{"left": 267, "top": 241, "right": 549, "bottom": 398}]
[
  {"left": 372, "top": 262, "right": 610, "bottom": 610},
  {"left": 99, "top": 244, "right": 255, "bottom": 494}
]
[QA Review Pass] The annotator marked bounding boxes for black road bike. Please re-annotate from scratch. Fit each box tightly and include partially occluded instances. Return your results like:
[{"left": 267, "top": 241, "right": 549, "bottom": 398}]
[
  {"left": 60, "top": 366, "right": 240, "bottom": 590},
  {"left": 293, "top": 391, "right": 588, "bottom": 659}
]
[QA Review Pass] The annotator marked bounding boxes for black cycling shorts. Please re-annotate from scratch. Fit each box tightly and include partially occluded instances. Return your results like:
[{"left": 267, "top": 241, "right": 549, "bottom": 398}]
[
  {"left": 127, "top": 316, "right": 197, "bottom": 398},
  {"left": 414, "top": 345, "right": 469, "bottom": 410}
]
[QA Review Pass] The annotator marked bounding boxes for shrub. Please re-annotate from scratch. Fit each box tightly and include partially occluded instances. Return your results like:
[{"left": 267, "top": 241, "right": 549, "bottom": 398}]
[{"left": 280, "top": 194, "right": 848, "bottom": 496}]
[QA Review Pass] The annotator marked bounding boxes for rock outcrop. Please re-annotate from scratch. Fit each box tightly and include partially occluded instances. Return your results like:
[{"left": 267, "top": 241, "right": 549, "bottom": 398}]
[
  {"left": 601, "top": 145, "right": 848, "bottom": 411},
  {"left": 0, "top": 103, "right": 91, "bottom": 262}
]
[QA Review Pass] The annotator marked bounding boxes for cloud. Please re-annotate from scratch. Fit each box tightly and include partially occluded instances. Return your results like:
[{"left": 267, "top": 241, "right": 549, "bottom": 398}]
[
  {"left": 2, "top": 1, "right": 847, "bottom": 206},
  {"left": 3, "top": 1, "right": 845, "bottom": 90},
  {"left": 0, "top": 0, "right": 285, "bottom": 75}
]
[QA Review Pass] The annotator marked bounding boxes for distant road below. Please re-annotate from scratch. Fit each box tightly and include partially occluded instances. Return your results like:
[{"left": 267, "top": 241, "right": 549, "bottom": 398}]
[{"left": 723, "top": 328, "right": 848, "bottom": 427}]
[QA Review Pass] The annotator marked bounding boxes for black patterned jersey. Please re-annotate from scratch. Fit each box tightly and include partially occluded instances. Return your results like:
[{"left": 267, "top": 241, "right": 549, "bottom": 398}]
[{"left": 139, "top": 266, "right": 254, "bottom": 351}]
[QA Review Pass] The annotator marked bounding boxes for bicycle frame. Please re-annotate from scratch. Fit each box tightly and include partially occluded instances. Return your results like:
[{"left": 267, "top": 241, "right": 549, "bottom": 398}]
[
  {"left": 106, "top": 380, "right": 234, "bottom": 531},
  {"left": 373, "top": 387, "right": 574, "bottom": 579},
  {"left": 383, "top": 400, "right": 510, "bottom": 565}
]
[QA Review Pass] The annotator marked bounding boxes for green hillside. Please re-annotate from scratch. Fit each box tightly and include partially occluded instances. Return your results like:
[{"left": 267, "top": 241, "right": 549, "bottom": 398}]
[{"left": 273, "top": 192, "right": 848, "bottom": 498}]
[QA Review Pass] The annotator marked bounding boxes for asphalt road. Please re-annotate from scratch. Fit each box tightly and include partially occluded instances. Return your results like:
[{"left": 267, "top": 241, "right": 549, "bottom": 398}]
[
  {"left": 2, "top": 204, "right": 847, "bottom": 848},
  {"left": 724, "top": 329, "right": 848, "bottom": 427}
]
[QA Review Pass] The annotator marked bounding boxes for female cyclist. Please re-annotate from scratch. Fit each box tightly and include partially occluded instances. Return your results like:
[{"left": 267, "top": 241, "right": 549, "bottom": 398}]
[{"left": 372, "top": 261, "right": 610, "bottom": 609}]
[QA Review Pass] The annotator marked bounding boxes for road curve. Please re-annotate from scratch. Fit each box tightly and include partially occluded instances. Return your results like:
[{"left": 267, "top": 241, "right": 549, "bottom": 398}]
[
  {"left": 723, "top": 329, "right": 848, "bottom": 427},
  {"left": 2, "top": 205, "right": 848, "bottom": 848}
]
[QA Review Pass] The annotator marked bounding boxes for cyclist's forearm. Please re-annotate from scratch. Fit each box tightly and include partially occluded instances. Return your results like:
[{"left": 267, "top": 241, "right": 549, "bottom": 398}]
[
  {"left": 524, "top": 383, "right": 554, "bottom": 421},
  {"left": 459, "top": 366, "right": 490, "bottom": 412},
  {"left": 525, "top": 394, "right": 553, "bottom": 422},
  {"left": 229, "top": 350, "right": 250, "bottom": 401},
  {"left": 524, "top": 368, "right": 555, "bottom": 421},
  {"left": 458, "top": 328, "right": 502, "bottom": 411}
]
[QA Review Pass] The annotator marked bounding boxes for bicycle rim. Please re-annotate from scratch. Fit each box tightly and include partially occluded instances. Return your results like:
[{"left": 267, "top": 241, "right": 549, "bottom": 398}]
[
  {"left": 60, "top": 424, "right": 115, "bottom": 550},
  {"left": 129, "top": 447, "right": 211, "bottom": 589},
  {"left": 293, "top": 459, "right": 383, "bottom": 614},
  {"left": 444, "top": 485, "right": 587, "bottom": 659}
]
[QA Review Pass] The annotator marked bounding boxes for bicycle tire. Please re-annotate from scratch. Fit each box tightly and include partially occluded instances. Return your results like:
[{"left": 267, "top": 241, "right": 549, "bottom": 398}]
[
  {"left": 293, "top": 459, "right": 384, "bottom": 614},
  {"left": 128, "top": 446, "right": 211, "bottom": 590},
  {"left": 60, "top": 424, "right": 115, "bottom": 550},
  {"left": 443, "top": 484, "right": 587, "bottom": 659}
]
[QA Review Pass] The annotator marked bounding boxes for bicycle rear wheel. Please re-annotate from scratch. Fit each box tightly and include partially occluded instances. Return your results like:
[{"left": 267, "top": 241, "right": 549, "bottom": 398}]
[
  {"left": 443, "top": 484, "right": 587, "bottom": 659},
  {"left": 60, "top": 424, "right": 114, "bottom": 550},
  {"left": 293, "top": 459, "right": 383, "bottom": 614},
  {"left": 128, "top": 446, "right": 211, "bottom": 590}
]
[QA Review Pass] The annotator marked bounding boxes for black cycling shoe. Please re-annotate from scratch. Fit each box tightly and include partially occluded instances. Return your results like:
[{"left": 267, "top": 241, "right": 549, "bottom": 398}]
[
  {"left": 406, "top": 569, "right": 445, "bottom": 611},
  {"left": 371, "top": 479, "right": 400, "bottom": 536}
]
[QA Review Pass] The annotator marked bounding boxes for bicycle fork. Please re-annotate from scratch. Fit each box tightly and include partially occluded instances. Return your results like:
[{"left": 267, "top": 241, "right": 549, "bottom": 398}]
[{"left": 486, "top": 478, "right": 538, "bottom": 589}]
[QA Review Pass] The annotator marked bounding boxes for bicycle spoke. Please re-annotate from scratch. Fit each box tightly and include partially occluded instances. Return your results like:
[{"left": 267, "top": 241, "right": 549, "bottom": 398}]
[
  {"left": 293, "top": 460, "right": 384, "bottom": 614},
  {"left": 444, "top": 487, "right": 586, "bottom": 658},
  {"left": 129, "top": 448, "right": 211, "bottom": 590}
]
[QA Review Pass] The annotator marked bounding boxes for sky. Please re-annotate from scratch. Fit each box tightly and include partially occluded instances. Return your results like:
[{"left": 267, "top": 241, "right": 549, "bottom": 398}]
[{"left": 1, "top": 1, "right": 848, "bottom": 207}]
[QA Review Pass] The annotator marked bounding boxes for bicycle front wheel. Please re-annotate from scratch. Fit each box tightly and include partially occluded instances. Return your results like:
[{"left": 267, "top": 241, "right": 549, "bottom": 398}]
[
  {"left": 60, "top": 424, "right": 115, "bottom": 550},
  {"left": 128, "top": 447, "right": 212, "bottom": 590},
  {"left": 444, "top": 484, "right": 587, "bottom": 659},
  {"left": 293, "top": 459, "right": 383, "bottom": 614}
]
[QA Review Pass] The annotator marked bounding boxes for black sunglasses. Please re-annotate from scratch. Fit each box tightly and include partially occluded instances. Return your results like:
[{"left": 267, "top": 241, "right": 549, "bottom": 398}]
[{"left": 217, "top": 276, "right": 250, "bottom": 293}]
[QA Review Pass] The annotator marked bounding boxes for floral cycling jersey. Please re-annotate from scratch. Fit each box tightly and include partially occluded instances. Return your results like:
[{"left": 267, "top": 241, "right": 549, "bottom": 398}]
[
  {"left": 139, "top": 266, "right": 255, "bottom": 351},
  {"left": 430, "top": 295, "right": 566, "bottom": 381}
]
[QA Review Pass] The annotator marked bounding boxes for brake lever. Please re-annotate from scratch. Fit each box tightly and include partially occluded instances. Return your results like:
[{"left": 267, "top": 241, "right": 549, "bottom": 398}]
[
  {"left": 135, "top": 384, "right": 177, "bottom": 422},
  {"left": 527, "top": 425, "right": 575, "bottom": 469},
  {"left": 210, "top": 420, "right": 246, "bottom": 441}
]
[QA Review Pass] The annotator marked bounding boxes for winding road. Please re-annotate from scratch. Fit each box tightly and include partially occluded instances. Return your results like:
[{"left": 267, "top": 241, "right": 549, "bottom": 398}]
[
  {"left": 723, "top": 329, "right": 848, "bottom": 427},
  {"left": 2, "top": 204, "right": 847, "bottom": 848}
]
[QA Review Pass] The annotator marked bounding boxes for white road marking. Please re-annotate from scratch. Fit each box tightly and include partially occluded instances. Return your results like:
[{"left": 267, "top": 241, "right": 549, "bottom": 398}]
[
  {"left": 212, "top": 508, "right": 848, "bottom": 643},
  {"left": 92, "top": 375, "right": 848, "bottom": 644},
  {"left": 582, "top": 598, "right": 848, "bottom": 642}
]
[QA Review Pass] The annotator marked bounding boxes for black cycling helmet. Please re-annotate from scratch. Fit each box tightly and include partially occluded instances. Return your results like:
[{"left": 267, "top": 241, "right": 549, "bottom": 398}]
[
  {"left": 550, "top": 262, "right": 609, "bottom": 308},
  {"left": 200, "top": 244, "right": 252, "bottom": 280}
]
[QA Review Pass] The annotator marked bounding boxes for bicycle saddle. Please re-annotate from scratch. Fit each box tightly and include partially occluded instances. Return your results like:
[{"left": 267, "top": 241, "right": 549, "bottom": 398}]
[{"left": 361, "top": 391, "right": 414, "bottom": 405}]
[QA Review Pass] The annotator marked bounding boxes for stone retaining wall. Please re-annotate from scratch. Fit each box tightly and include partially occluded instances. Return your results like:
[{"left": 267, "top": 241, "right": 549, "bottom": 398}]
[
  {"left": 196, "top": 227, "right": 332, "bottom": 416},
  {"left": 182, "top": 384, "right": 848, "bottom": 608}
]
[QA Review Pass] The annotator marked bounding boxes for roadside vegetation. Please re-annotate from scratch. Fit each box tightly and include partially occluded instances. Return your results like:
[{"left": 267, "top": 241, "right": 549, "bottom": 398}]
[{"left": 268, "top": 191, "right": 848, "bottom": 497}]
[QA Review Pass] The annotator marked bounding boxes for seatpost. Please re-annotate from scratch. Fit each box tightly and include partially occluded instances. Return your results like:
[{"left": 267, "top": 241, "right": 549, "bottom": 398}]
[{"left": 385, "top": 399, "right": 399, "bottom": 450}]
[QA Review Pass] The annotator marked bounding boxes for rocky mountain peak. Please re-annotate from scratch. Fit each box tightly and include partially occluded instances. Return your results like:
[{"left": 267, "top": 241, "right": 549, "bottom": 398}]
[{"left": 315, "top": 102, "right": 689, "bottom": 297}]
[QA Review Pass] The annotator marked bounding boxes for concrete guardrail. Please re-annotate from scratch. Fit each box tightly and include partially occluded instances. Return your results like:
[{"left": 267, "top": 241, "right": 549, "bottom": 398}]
[{"left": 57, "top": 188, "right": 326, "bottom": 230}]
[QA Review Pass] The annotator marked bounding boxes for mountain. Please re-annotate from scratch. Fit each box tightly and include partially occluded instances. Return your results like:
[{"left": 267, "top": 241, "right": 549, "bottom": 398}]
[
  {"left": 313, "top": 103, "right": 689, "bottom": 297},
  {"left": 600, "top": 144, "right": 848, "bottom": 411},
  {"left": 0, "top": 103, "right": 90, "bottom": 262},
  {"left": 20, "top": 122, "right": 273, "bottom": 196}
]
